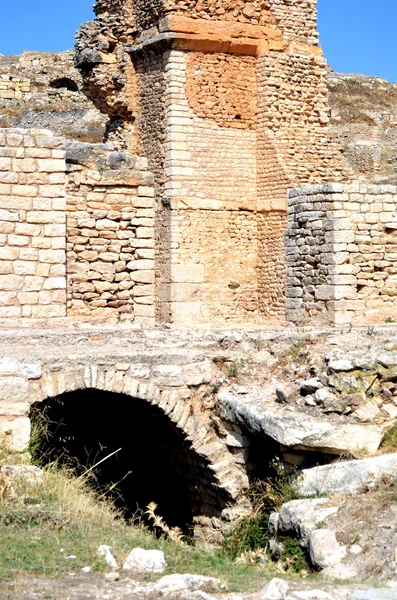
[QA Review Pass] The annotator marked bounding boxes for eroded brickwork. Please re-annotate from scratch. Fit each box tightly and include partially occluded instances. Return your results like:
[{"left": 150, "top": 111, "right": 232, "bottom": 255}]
[
  {"left": 0, "top": 129, "right": 66, "bottom": 318},
  {"left": 169, "top": 209, "right": 259, "bottom": 326},
  {"left": 66, "top": 154, "right": 155, "bottom": 326},
  {"left": 286, "top": 184, "right": 397, "bottom": 326},
  {"left": 257, "top": 211, "right": 287, "bottom": 321},
  {"left": 257, "top": 52, "right": 349, "bottom": 210},
  {"left": 186, "top": 53, "right": 257, "bottom": 129},
  {"left": 0, "top": 0, "right": 361, "bottom": 328}
]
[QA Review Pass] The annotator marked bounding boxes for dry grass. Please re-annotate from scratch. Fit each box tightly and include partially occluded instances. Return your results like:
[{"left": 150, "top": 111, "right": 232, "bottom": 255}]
[{"left": 0, "top": 449, "right": 269, "bottom": 591}]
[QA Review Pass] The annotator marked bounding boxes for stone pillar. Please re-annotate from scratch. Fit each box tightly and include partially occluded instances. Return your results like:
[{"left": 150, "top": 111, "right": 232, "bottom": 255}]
[
  {"left": 76, "top": 0, "right": 350, "bottom": 328},
  {"left": 0, "top": 128, "right": 67, "bottom": 319},
  {"left": 286, "top": 183, "right": 397, "bottom": 326}
]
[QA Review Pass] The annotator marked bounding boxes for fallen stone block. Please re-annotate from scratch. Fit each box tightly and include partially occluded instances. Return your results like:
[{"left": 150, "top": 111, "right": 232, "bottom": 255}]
[
  {"left": 308, "top": 529, "right": 347, "bottom": 569},
  {"left": 261, "top": 578, "right": 290, "bottom": 600},
  {"left": 298, "top": 453, "right": 397, "bottom": 496},
  {"left": 122, "top": 547, "right": 166, "bottom": 572}
]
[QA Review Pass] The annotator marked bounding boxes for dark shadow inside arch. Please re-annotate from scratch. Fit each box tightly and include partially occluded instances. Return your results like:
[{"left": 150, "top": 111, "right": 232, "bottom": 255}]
[
  {"left": 50, "top": 77, "right": 79, "bottom": 92},
  {"left": 30, "top": 389, "right": 231, "bottom": 533}
]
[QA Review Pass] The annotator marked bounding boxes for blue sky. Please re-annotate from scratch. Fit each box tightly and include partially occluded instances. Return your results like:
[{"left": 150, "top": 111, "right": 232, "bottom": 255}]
[{"left": 0, "top": 1, "right": 396, "bottom": 82}]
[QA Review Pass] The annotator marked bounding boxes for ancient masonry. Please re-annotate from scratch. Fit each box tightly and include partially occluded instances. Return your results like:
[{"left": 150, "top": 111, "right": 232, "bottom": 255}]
[
  {"left": 1, "top": 1, "right": 397, "bottom": 327},
  {"left": 2, "top": 0, "right": 397, "bottom": 534}
]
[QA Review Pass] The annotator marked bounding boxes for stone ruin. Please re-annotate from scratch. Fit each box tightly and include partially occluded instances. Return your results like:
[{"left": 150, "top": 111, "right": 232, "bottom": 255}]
[
  {"left": 0, "top": 1, "right": 396, "bottom": 329},
  {"left": 2, "top": 0, "right": 397, "bottom": 537},
  {"left": 3, "top": 0, "right": 394, "bottom": 330}
]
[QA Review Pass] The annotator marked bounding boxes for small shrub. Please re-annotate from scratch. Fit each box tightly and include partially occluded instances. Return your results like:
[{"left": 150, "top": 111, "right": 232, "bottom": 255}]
[
  {"left": 226, "top": 360, "right": 244, "bottom": 379},
  {"left": 222, "top": 460, "right": 301, "bottom": 572},
  {"left": 221, "top": 512, "right": 269, "bottom": 560},
  {"left": 281, "top": 537, "right": 310, "bottom": 574},
  {"left": 385, "top": 317, "right": 396, "bottom": 324},
  {"left": 382, "top": 422, "right": 397, "bottom": 451}
]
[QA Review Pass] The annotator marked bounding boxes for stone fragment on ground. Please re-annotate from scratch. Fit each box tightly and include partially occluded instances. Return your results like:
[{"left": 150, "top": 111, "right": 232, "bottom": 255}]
[
  {"left": 289, "top": 591, "right": 335, "bottom": 600},
  {"left": 277, "top": 498, "right": 340, "bottom": 547},
  {"left": 97, "top": 545, "right": 118, "bottom": 569},
  {"left": 321, "top": 564, "right": 358, "bottom": 581},
  {"left": 350, "top": 591, "right": 397, "bottom": 600},
  {"left": 122, "top": 547, "right": 167, "bottom": 572},
  {"left": 298, "top": 453, "right": 397, "bottom": 496},
  {"left": 135, "top": 573, "right": 223, "bottom": 595},
  {"left": 308, "top": 530, "right": 347, "bottom": 569},
  {"left": 261, "top": 578, "right": 290, "bottom": 600}
]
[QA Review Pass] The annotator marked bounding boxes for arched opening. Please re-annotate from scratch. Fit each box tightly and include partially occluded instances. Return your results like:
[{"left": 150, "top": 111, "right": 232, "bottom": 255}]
[
  {"left": 50, "top": 77, "right": 79, "bottom": 92},
  {"left": 30, "top": 389, "right": 230, "bottom": 533}
]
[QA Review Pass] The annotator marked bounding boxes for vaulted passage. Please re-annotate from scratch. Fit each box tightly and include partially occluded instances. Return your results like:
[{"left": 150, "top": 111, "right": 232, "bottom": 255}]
[{"left": 30, "top": 389, "right": 229, "bottom": 533}]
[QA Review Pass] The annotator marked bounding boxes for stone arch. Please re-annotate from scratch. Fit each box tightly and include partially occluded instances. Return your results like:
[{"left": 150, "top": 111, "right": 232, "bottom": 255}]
[
  {"left": 50, "top": 77, "right": 79, "bottom": 92},
  {"left": 27, "top": 363, "right": 250, "bottom": 529}
]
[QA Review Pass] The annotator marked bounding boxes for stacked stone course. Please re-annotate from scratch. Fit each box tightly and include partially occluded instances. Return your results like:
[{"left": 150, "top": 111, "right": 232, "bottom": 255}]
[
  {"left": 0, "top": 128, "right": 67, "bottom": 318},
  {"left": 0, "top": 0, "right": 377, "bottom": 329},
  {"left": 286, "top": 183, "right": 397, "bottom": 326},
  {"left": 66, "top": 152, "right": 156, "bottom": 325},
  {"left": 0, "top": 75, "right": 30, "bottom": 100}
]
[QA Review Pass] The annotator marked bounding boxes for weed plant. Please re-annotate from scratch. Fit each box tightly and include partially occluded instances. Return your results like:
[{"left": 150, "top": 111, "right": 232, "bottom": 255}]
[
  {"left": 221, "top": 460, "right": 310, "bottom": 574},
  {"left": 382, "top": 422, "right": 397, "bottom": 451}
]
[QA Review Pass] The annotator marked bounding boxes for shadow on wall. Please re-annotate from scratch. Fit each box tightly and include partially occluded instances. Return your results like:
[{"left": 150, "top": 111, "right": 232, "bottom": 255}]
[{"left": 30, "top": 389, "right": 229, "bottom": 533}]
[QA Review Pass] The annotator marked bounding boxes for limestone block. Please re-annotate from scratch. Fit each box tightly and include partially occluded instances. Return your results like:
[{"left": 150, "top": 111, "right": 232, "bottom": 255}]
[
  {"left": 308, "top": 530, "right": 346, "bottom": 569},
  {"left": 171, "top": 263, "right": 205, "bottom": 283},
  {"left": 298, "top": 453, "right": 397, "bottom": 496},
  {"left": 152, "top": 365, "right": 185, "bottom": 387},
  {"left": 278, "top": 498, "right": 339, "bottom": 547},
  {"left": 0, "top": 376, "right": 29, "bottom": 403},
  {"left": 0, "top": 416, "right": 30, "bottom": 452},
  {"left": 183, "top": 361, "right": 212, "bottom": 386},
  {"left": 130, "top": 271, "right": 155, "bottom": 284},
  {"left": 171, "top": 302, "right": 201, "bottom": 323},
  {"left": 261, "top": 578, "right": 289, "bottom": 600},
  {"left": 122, "top": 548, "right": 166, "bottom": 572}
]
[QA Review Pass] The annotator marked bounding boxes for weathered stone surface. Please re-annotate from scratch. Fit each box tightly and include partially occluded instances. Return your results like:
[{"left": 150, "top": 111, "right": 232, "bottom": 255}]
[
  {"left": 122, "top": 548, "right": 166, "bottom": 573},
  {"left": 140, "top": 574, "right": 222, "bottom": 595},
  {"left": 218, "top": 391, "right": 383, "bottom": 455},
  {"left": 97, "top": 545, "right": 118, "bottom": 570},
  {"left": 298, "top": 453, "right": 397, "bottom": 496},
  {"left": 308, "top": 529, "right": 347, "bottom": 569},
  {"left": 261, "top": 578, "right": 289, "bottom": 600},
  {"left": 350, "top": 591, "right": 397, "bottom": 600},
  {"left": 277, "top": 499, "right": 339, "bottom": 548}
]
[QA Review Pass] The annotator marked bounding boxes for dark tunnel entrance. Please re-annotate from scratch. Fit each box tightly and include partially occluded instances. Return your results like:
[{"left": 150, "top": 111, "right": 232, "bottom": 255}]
[{"left": 30, "top": 389, "right": 230, "bottom": 534}]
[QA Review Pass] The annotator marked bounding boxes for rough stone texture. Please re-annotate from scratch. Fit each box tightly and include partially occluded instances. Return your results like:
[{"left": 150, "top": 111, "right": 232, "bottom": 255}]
[
  {"left": 308, "top": 529, "right": 347, "bottom": 570},
  {"left": 0, "top": 51, "right": 105, "bottom": 142},
  {"left": 72, "top": 0, "right": 350, "bottom": 327},
  {"left": 298, "top": 453, "right": 397, "bottom": 497},
  {"left": 261, "top": 578, "right": 289, "bottom": 600},
  {"left": 276, "top": 499, "right": 339, "bottom": 548},
  {"left": 122, "top": 548, "right": 166, "bottom": 572},
  {"left": 66, "top": 143, "right": 156, "bottom": 324},
  {"left": 328, "top": 72, "right": 397, "bottom": 186},
  {"left": 0, "top": 128, "right": 67, "bottom": 318},
  {"left": 135, "top": 573, "right": 223, "bottom": 596},
  {"left": 218, "top": 390, "right": 383, "bottom": 456},
  {"left": 286, "top": 183, "right": 397, "bottom": 326}
]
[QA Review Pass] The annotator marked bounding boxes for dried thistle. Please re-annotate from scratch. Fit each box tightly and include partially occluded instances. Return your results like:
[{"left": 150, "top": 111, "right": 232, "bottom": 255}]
[
  {"left": 236, "top": 548, "right": 268, "bottom": 565},
  {"left": 0, "top": 466, "right": 16, "bottom": 505},
  {"left": 145, "top": 502, "right": 185, "bottom": 544}
]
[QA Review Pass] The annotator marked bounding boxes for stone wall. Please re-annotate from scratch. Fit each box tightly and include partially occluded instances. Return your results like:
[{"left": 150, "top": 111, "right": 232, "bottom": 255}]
[
  {"left": 286, "top": 183, "right": 397, "bottom": 326},
  {"left": 74, "top": 0, "right": 351, "bottom": 328},
  {"left": 0, "top": 51, "right": 105, "bottom": 143},
  {"left": 0, "top": 75, "right": 30, "bottom": 100},
  {"left": 0, "top": 128, "right": 67, "bottom": 318},
  {"left": 66, "top": 145, "right": 156, "bottom": 326},
  {"left": 257, "top": 51, "right": 349, "bottom": 211}
]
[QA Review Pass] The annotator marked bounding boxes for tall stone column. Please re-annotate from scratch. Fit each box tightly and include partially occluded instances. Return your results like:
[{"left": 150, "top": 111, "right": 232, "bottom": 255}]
[{"left": 76, "top": 0, "right": 349, "bottom": 328}]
